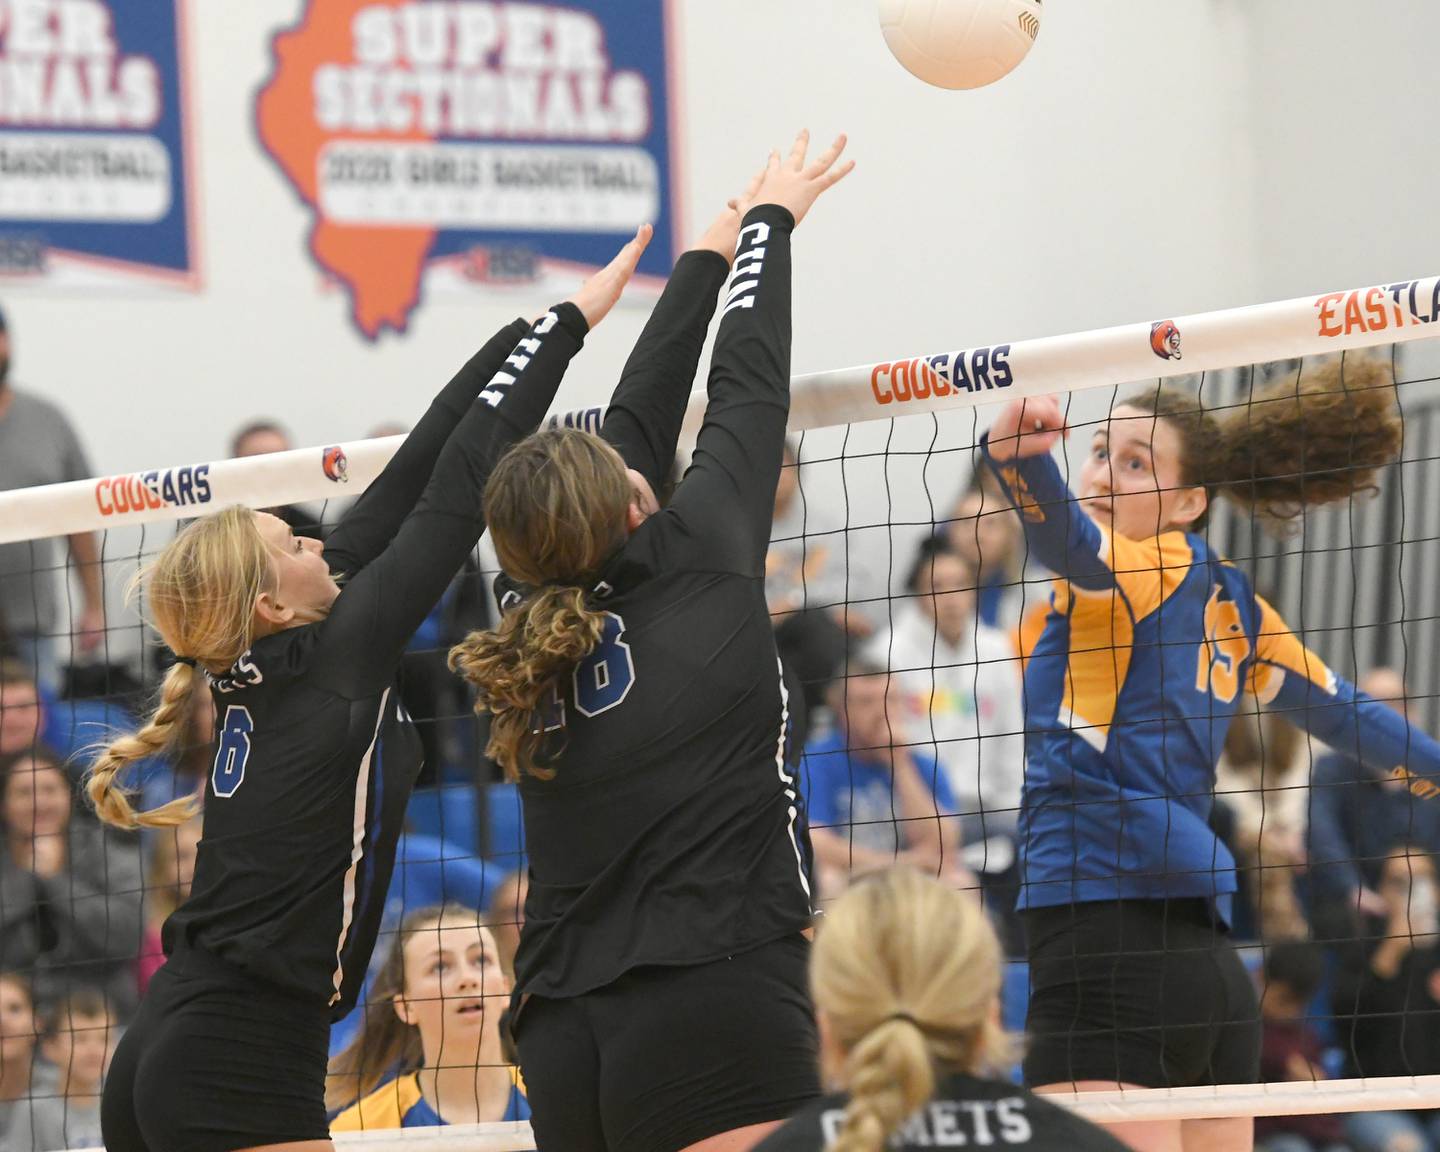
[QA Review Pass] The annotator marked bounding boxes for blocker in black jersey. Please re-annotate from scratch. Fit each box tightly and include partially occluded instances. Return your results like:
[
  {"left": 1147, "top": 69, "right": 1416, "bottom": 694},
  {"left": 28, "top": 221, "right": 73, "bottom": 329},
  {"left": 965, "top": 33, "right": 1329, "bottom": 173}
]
[
  {"left": 505, "top": 205, "right": 814, "bottom": 1013},
  {"left": 752, "top": 1072, "right": 1133, "bottom": 1152},
  {"left": 494, "top": 203, "right": 827, "bottom": 1152},
  {"left": 168, "top": 303, "right": 587, "bottom": 1013},
  {"left": 101, "top": 301, "right": 590, "bottom": 1152}
]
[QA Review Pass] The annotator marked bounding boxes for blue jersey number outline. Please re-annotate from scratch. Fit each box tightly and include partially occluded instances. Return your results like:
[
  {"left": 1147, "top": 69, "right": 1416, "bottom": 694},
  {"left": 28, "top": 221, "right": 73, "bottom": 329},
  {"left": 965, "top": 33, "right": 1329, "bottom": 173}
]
[
  {"left": 573, "top": 612, "right": 635, "bottom": 717},
  {"left": 212, "top": 705, "right": 254, "bottom": 798}
]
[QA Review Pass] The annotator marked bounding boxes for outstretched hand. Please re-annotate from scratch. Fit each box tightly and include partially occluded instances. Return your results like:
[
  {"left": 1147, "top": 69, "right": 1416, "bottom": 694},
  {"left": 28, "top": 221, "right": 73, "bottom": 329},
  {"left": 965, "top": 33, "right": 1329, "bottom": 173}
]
[
  {"left": 985, "top": 395, "right": 1069, "bottom": 461},
  {"left": 568, "top": 223, "right": 653, "bottom": 329},
  {"left": 692, "top": 165, "right": 767, "bottom": 264},
  {"left": 741, "top": 130, "right": 854, "bottom": 227}
]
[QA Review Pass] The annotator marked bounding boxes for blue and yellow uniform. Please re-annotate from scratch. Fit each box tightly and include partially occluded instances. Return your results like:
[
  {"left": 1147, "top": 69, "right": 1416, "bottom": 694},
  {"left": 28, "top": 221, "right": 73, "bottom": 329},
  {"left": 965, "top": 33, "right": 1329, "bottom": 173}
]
[
  {"left": 985, "top": 444, "right": 1440, "bottom": 921},
  {"left": 984, "top": 439, "right": 1440, "bottom": 1090},
  {"left": 330, "top": 1070, "right": 529, "bottom": 1130}
]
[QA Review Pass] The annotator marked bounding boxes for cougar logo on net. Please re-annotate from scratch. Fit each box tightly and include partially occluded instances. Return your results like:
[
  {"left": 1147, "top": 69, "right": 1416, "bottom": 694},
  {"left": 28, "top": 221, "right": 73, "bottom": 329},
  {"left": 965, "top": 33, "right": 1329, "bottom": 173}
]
[
  {"left": 322, "top": 446, "right": 349, "bottom": 483},
  {"left": 1150, "top": 320, "right": 1182, "bottom": 361},
  {"left": 94, "top": 466, "right": 213, "bottom": 517},
  {"left": 870, "top": 345, "right": 1014, "bottom": 407}
]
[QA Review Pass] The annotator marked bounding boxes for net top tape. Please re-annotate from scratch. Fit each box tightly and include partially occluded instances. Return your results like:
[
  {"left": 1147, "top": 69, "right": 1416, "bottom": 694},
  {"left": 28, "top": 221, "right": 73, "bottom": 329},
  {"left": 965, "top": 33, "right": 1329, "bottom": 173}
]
[{"left": 2, "top": 274, "right": 1436, "bottom": 545}]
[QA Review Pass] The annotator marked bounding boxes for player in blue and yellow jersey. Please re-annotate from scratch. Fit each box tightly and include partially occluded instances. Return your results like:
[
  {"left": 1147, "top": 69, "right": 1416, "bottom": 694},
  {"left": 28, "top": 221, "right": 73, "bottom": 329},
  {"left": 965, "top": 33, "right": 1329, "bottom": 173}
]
[
  {"left": 982, "top": 359, "right": 1440, "bottom": 1152},
  {"left": 329, "top": 905, "right": 528, "bottom": 1130}
]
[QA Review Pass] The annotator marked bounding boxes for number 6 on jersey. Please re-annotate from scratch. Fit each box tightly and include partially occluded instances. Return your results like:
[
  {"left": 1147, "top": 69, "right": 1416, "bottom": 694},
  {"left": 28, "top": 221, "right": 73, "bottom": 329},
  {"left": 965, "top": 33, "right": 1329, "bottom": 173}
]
[{"left": 213, "top": 705, "right": 254, "bottom": 798}]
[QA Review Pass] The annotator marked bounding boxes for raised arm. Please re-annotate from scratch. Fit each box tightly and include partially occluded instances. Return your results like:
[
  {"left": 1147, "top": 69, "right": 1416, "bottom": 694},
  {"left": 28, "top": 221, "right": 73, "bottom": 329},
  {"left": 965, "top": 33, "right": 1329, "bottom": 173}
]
[
  {"left": 322, "top": 316, "right": 532, "bottom": 578},
  {"left": 1250, "top": 597, "right": 1440, "bottom": 792},
  {"left": 316, "top": 229, "right": 652, "bottom": 695},
  {"left": 667, "top": 132, "right": 852, "bottom": 570},
  {"left": 981, "top": 398, "right": 1117, "bottom": 591},
  {"left": 600, "top": 250, "right": 732, "bottom": 490}
]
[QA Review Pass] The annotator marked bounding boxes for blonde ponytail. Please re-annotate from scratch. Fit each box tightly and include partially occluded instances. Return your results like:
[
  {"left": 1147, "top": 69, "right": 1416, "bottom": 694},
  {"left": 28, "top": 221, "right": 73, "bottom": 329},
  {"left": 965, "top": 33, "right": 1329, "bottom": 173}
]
[
  {"left": 87, "top": 505, "right": 275, "bottom": 830},
  {"left": 87, "top": 662, "right": 201, "bottom": 830},
  {"left": 830, "top": 1019, "right": 935, "bottom": 1152},
  {"left": 450, "top": 586, "right": 607, "bottom": 780},
  {"left": 449, "top": 427, "right": 634, "bottom": 781},
  {"left": 813, "top": 868, "right": 1015, "bottom": 1152}
]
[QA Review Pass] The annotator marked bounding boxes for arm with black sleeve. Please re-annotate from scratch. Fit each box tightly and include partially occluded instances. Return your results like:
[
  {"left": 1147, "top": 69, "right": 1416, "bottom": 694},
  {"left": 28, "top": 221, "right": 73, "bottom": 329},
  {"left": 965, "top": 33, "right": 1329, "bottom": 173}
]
[
  {"left": 599, "top": 249, "right": 731, "bottom": 492},
  {"left": 665, "top": 204, "right": 794, "bottom": 571},
  {"left": 314, "top": 303, "right": 590, "bottom": 696},
  {"left": 322, "top": 317, "right": 532, "bottom": 579}
]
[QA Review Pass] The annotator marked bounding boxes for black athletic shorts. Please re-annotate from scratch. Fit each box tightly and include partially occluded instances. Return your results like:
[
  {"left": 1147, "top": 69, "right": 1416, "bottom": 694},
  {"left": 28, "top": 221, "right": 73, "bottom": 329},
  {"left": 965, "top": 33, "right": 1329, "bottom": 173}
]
[
  {"left": 515, "top": 933, "right": 821, "bottom": 1152},
  {"left": 1021, "top": 898, "right": 1260, "bottom": 1090},
  {"left": 102, "top": 949, "right": 332, "bottom": 1152}
]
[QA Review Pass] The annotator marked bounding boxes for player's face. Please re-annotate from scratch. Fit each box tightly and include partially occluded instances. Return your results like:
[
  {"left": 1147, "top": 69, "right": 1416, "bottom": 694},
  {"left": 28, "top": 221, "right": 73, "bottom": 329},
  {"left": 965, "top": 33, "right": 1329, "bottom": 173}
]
[
  {"left": 0, "top": 678, "right": 41, "bottom": 757},
  {"left": 0, "top": 977, "right": 35, "bottom": 1066},
  {"left": 919, "top": 553, "right": 977, "bottom": 645},
  {"left": 3, "top": 758, "right": 71, "bottom": 839},
  {"left": 43, "top": 1011, "right": 112, "bottom": 1090},
  {"left": 627, "top": 467, "right": 659, "bottom": 520},
  {"left": 398, "top": 922, "right": 509, "bottom": 1059},
  {"left": 1078, "top": 406, "right": 1204, "bottom": 539},
  {"left": 254, "top": 512, "right": 341, "bottom": 624}
]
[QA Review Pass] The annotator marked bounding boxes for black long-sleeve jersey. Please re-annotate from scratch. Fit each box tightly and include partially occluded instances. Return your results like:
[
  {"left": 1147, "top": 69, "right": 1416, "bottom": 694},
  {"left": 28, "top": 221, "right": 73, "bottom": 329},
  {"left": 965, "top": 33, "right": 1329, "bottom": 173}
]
[
  {"left": 501, "top": 206, "right": 814, "bottom": 1015},
  {"left": 161, "top": 304, "right": 588, "bottom": 1016}
]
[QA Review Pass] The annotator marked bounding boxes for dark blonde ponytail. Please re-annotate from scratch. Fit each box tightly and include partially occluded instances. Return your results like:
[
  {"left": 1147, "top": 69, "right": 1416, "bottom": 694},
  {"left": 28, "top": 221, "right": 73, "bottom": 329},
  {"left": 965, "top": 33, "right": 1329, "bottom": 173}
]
[
  {"left": 450, "top": 427, "right": 633, "bottom": 780},
  {"left": 450, "top": 587, "right": 608, "bottom": 780}
]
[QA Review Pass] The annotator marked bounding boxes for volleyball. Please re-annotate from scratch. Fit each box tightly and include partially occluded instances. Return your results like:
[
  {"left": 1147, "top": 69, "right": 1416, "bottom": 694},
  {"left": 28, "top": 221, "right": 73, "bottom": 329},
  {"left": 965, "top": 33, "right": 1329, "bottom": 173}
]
[{"left": 878, "top": 0, "right": 1043, "bottom": 90}]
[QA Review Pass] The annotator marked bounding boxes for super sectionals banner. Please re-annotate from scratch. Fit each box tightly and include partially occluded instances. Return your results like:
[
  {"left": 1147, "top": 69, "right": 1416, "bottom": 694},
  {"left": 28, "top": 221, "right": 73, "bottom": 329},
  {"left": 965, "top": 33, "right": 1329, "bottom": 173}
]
[
  {"left": 256, "top": 0, "right": 682, "bottom": 340},
  {"left": 0, "top": 0, "right": 198, "bottom": 288}
]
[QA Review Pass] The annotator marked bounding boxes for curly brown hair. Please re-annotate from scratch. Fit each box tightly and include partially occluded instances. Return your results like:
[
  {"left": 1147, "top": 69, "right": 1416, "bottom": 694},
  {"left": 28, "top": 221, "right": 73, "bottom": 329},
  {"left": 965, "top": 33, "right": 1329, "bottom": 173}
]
[
  {"left": 1121, "top": 355, "right": 1401, "bottom": 529},
  {"left": 449, "top": 429, "right": 632, "bottom": 780}
]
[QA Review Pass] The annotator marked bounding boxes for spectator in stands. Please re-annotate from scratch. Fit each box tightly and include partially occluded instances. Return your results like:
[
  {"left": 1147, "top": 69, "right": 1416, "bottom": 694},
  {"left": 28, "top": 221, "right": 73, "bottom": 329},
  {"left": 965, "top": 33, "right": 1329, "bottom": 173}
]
[
  {"left": 0, "top": 309, "right": 106, "bottom": 692},
  {"left": 229, "top": 419, "right": 327, "bottom": 540},
  {"left": 868, "top": 546, "right": 1025, "bottom": 842},
  {"left": 1333, "top": 846, "right": 1440, "bottom": 1152},
  {"left": 1307, "top": 667, "right": 1440, "bottom": 939},
  {"left": 1255, "top": 941, "right": 1348, "bottom": 1152},
  {"left": 767, "top": 439, "right": 849, "bottom": 719},
  {"left": 328, "top": 905, "right": 528, "bottom": 1128},
  {"left": 7, "top": 988, "right": 114, "bottom": 1152},
  {"left": 0, "top": 971, "right": 38, "bottom": 1149},
  {"left": 800, "top": 657, "right": 964, "bottom": 897},
  {"left": 135, "top": 816, "right": 202, "bottom": 996},
  {"left": 0, "top": 748, "right": 143, "bottom": 1016},
  {"left": 485, "top": 868, "right": 527, "bottom": 982},
  {"left": 0, "top": 663, "right": 41, "bottom": 761},
  {"left": 1216, "top": 706, "right": 1311, "bottom": 942},
  {"left": 943, "top": 470, "right": 1027, "bottom": 631}
]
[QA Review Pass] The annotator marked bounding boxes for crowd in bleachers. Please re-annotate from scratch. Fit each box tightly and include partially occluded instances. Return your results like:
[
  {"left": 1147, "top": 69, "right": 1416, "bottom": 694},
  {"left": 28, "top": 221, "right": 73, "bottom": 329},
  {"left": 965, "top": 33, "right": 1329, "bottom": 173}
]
[{"left": 2, "top": 348, "right": 1440, "bottom": 1151}]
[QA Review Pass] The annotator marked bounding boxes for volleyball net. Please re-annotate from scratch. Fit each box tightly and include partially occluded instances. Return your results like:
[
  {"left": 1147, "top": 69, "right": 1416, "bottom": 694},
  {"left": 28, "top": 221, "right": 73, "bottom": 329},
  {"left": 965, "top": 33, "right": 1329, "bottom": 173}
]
[{"left": 1, "top": 273, "right": 1439, "bottom": 1143}]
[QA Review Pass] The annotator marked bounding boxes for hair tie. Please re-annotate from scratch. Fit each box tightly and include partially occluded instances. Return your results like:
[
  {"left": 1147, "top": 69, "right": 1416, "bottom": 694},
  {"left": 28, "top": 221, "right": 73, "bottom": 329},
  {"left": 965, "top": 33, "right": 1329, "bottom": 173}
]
[
  {"left": 172, "top": 655, "right": 197, "bottom": 668},
  {"left": 886, "top": 1011, "right": 921, "bottom": 1029}
]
